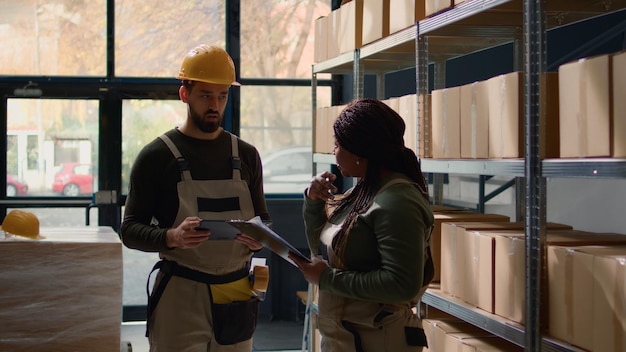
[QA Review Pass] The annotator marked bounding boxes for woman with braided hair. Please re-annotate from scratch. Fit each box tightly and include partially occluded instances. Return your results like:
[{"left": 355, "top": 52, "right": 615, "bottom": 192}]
[{"left": 290, "top": 98, "right": 435, "bottom": 352}]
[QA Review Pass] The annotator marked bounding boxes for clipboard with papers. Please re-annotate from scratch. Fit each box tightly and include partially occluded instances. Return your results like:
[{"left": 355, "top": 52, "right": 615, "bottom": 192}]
[{"left": 227, "top": 216, "right": 311, "bottom": 267}]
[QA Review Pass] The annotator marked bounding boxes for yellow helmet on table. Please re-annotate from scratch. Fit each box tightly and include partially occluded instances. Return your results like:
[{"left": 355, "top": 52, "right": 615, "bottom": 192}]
[
  {"left": 177, "top": 44, "right": 241, "bottom": 86},
  {"left": 2, "top": 210, "right": 40, "bottom": 239}
]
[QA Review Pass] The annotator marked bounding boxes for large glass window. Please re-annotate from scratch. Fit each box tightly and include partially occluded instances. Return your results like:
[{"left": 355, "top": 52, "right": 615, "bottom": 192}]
[
  {"left": 0, "top": 0, "right": 107, "bottom": 76},
  {"left": 6, "top": 98, "right": 99, "bottom": 197},
  {"left": 121, "top": 99, "right": 186, "bottom": 193},
  {"left": 115, "top": 0, "right": 225, "bottom": 77},
  {"left": 241, "top": 0, "right": 330, "bottom": 79}
]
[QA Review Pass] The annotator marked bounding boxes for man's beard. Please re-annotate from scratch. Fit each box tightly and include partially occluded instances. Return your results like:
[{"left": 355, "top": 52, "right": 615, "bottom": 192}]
[{"left": 190, "top": 107, "right": 221, "bottom": 133}]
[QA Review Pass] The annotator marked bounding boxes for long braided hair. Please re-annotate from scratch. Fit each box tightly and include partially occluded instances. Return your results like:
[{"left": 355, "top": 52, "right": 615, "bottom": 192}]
[{"left": 328, "top": 98, "right": 429, "bottom": 265}]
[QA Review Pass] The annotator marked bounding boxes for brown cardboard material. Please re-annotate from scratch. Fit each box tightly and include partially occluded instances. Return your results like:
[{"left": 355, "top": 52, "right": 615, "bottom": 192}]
[
  {"left": 423, "top": 318, "right": 490, "bottom": 352},
  {"left": 419, "top": 93, "right": 432, "bottom": 158},
  {"left": 613, "top": 51, "right": 626, "bottom": 157},
  {"left": 460, "top": 81, "right": 489, "bottom": 158},
  {"left": 494, "top": 229, "right": 626, "bottom": 325},
  {"left": 398, "top": 94, "right": 418, "bottom": 154},
  {"left": 426, "top": 0, "right": 453, "bottom": 17},
  {"left": 459, "top": 336, "right": 524, "bottom": 352},
  {"left": 432, "top": 86, "right": 461, "bottom": 158},
  {"left": 362, "top": 0, "right": 390, "bottom": 45},
  {"left": 314, "top": 16, "right": 328, "bottom": 63},
  {"left": 389, "top": 0, "right": 426, "bottom": 34},
  {"left": 440, "top": 221, "right": 572, "bottom": 302},
  {"left": 338, "top": 0, "right": 363, "bottom": 54},
  {"left": 559, "top": 54, "right": 611, "bottom": 157},
  {"left": 487, "top": 72, "right": 523, "bottom": 158},
  {"left": 548, "top": 245, "right": 626, "bottom": 351},
  {"left": 327, "top": 9, "right": 341, "bottom": 59},
  {"left": 0, "top": 227, "right": 122, "bottom": 352},
  {"left": 435, "top": 213, "right": 510, "bottom": 287}
]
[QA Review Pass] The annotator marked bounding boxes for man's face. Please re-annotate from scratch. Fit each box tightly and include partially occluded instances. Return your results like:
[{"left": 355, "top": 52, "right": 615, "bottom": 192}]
[{"left": 186, "top": 82, "right": 230, "bottom": 133}]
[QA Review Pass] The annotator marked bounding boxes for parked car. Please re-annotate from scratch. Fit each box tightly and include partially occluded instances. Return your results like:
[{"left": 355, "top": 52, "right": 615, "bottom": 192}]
[
  {"left": 6, "top": 174, "right": 28, "bottom": 196},
  {"left": 261, "top": 146, "right": 312, "bottom": 194},
  {"left": 52, "top": 162, "right": 93, "bottom": 196}
]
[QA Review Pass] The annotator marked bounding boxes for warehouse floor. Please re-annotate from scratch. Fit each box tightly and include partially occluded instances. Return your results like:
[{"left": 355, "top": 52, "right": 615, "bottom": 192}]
[{"left": 121, "top": 316, "right": 303, "bottom": 352}]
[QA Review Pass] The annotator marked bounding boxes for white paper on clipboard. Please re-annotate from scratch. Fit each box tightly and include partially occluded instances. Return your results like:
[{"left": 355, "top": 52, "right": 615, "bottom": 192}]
[{"left": 227, "top": 216, "right": 311, "bottom": 267}]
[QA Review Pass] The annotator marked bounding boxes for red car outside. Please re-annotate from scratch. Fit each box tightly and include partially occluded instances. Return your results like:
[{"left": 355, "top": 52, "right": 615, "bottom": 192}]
[
  {"left": 6, "top": 174, "right": 28, "bottom": 196},
  {"left": 52, "top": 162, "right": 94, "bottom": 196}
]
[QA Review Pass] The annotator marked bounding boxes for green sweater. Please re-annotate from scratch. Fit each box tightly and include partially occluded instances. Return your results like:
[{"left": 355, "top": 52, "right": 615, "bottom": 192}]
[
  {"left": 303, "top": 173, "right": 434, "bottom": 304},
  {"left": 120, "top": 128, "right": 270, "bottom": 252}
]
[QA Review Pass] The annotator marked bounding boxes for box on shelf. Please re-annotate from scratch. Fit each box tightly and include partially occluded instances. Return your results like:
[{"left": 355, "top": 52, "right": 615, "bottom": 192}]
[
  {"left": 423, "top": 318, "right": 492, "bottom": 352},
  {"left": 613, "top": 50, "right": 626, "bottom": 157},
  {"left": 327, "top": 9, "right": 341, "bottom": 59},
  {"left": 338, "top": 0, "right": 363, "bottom": 54},
  {"left": 0, "top": 227, "right": 122, "bottom": 352},
  {"left": 493, "top": 229, "right": 626, "bottom": 325},
  {"left": 487, "top": 71, "right": 523, "bottom": 158},
  {"left": 389, "top": 0, "right": 426, "bottom": 34},
  {"left": 314, "top": 16, "right": 328, "bottom": 63},
  {"left": 397, "top": 94, "right": 418, "bottom": 154},
  {"left": 548, "top": 245, "right": 626, "bottom": 351},
  {"left": 419, "top": 93, "right": 432, "bottom": 158},
  {"left": 362, "top": 0, "right": 390, "bottom": 45},
  {"left": 431, "top": 86, "right": 461, "bottom": 158},
  {"left": 460, "top": 81, "right": 489, "bottom": 159},
  {"left": 559, "top": 54, "right": 611, "bottom": 157},
  {"left": 440, "top": 221, "right": 572, "bottom": 306},
  {"left": 426, "top": 0, "right": 453, "bottom": 17},
  {"left": 433, "top": 211, "right": 510, "bottom": 284},
  {"left": 314, "top": 106, "right": 330, "bottom": 154}
]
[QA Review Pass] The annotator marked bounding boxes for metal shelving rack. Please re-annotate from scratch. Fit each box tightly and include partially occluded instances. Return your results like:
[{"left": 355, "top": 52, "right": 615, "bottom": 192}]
[{"left": 309, "top": 1, "right": 626, "bottom": 351}]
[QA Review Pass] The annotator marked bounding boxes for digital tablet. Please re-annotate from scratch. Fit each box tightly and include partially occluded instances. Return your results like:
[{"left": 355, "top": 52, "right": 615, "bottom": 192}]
[{"left": 195, "top": 220, "right": 241, "bottom": 240}]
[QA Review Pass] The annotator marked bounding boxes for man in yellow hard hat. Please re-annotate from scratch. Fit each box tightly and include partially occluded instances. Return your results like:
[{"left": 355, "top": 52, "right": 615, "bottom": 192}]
[{"left": 121, "top": 44, "right": 270, "bottom": 352}]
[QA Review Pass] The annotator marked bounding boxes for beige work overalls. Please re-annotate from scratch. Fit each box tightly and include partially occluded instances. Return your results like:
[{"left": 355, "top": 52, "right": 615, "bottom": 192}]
[
  {"left": 148, "top": 133, "right": 258, "bottom": 352},
  {"left": 316, "top": 179, "right": 429, "bottom": 352}
]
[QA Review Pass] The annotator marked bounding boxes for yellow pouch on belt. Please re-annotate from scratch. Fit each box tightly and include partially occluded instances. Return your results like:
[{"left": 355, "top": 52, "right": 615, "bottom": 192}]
[{"left": 210, "top": 276, "right": 253, "bottom": 304}]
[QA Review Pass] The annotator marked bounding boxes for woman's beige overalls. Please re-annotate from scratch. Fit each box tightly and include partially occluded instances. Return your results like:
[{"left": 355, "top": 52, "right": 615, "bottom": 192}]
[
  {"left": 147, "top": 133, "right": 258, "bottom": 352},
  {"left": 316, "top": 179, "right": 430, "bottom": 352}
]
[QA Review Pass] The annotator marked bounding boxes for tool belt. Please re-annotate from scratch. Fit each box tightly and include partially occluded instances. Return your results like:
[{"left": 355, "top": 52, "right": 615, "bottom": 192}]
[{"left": 146, "top": 260, "right": 255, "bottom": 345}]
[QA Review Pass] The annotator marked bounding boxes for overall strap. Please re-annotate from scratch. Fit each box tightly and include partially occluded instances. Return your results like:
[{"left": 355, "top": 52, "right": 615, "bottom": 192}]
[
  {"left": 226, "top": 131, "right": 242, "bottom": 181},
  {"left": 158, "top": 134, "right": 192, "bottom": 181}
]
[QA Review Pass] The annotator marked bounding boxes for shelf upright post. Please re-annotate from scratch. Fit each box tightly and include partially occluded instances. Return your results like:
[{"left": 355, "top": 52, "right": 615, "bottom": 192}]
[
  {"left": 524, "top": 0, "right": 547, "bottom": 351},
  {"left": 353, "top": 48, "right": 363, "bottom": 100}
]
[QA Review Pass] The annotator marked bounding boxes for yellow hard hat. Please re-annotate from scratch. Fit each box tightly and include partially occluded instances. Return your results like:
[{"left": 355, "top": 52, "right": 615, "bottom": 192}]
[
  {"left": 2, "top": 210, "right": 41, "bottom": 239},
  {"left": 176, "top": 44, "right": 241, "bottom": 86}
]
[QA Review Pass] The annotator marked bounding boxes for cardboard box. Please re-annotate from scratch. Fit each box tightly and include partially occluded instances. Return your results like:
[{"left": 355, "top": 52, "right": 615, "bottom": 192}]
[
  {"left": 440, "top": 221, "right": 572, "bottom": 304},
  {"left": 314, "top": 106, "right": 330, "bottom": 154},
  {"left": 494, "top": 229, "right": 626, "bottom": 325},
  {"left": 432, "top": 86, "right": 461, "bottom": 158},
  {"left": 327, "top": 9, "right": 341, "bottom": 59},
  {"left": 389, "top": 0, "right": 426, "bottom": 34},
  {"left": 613, "top": 51, "right": 626, "bottom": 157},
  {"left": 548, "top": 245, "right": 626, "bottom": 351},
  {"left": 541, "top": 72, "right": 561, "bottom": 158},
  {"left": 397, "top": 94, "right": 418, "bottom": 153},
  {"left": 0, "top": 227, "right": 122, "bottom": 352},
  {"left": 338, "top": 0, "right": 363, "bottom": 54},
  {"left": 362, "top": 0, "right": 390, "bottom": 45},
  {"left": 459, "top": 336, "right": 524, "bottom": 352},
  {"left": 426, "top": 0, "right": 453, "bottom": 17},
  {"left": 559, "top": 54, "right": 611, "bottom": 157},
  {"left": 419, "top": 93, "right": 432, "bottom": 158},
  {"left": 423, "top": 318, "right": 491, "bottom": 352},
  {"left": 433, "top": 212, "right": 510, "bottom": 284},
  {"left": 460, "top": 81, "right": 489, "bottom": 158},
  {"left": 314, "top": 16, "right": 328, "bottom": 63},
  {"left": 487, "top": 72, "right": 523, "bottom": 158}
]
